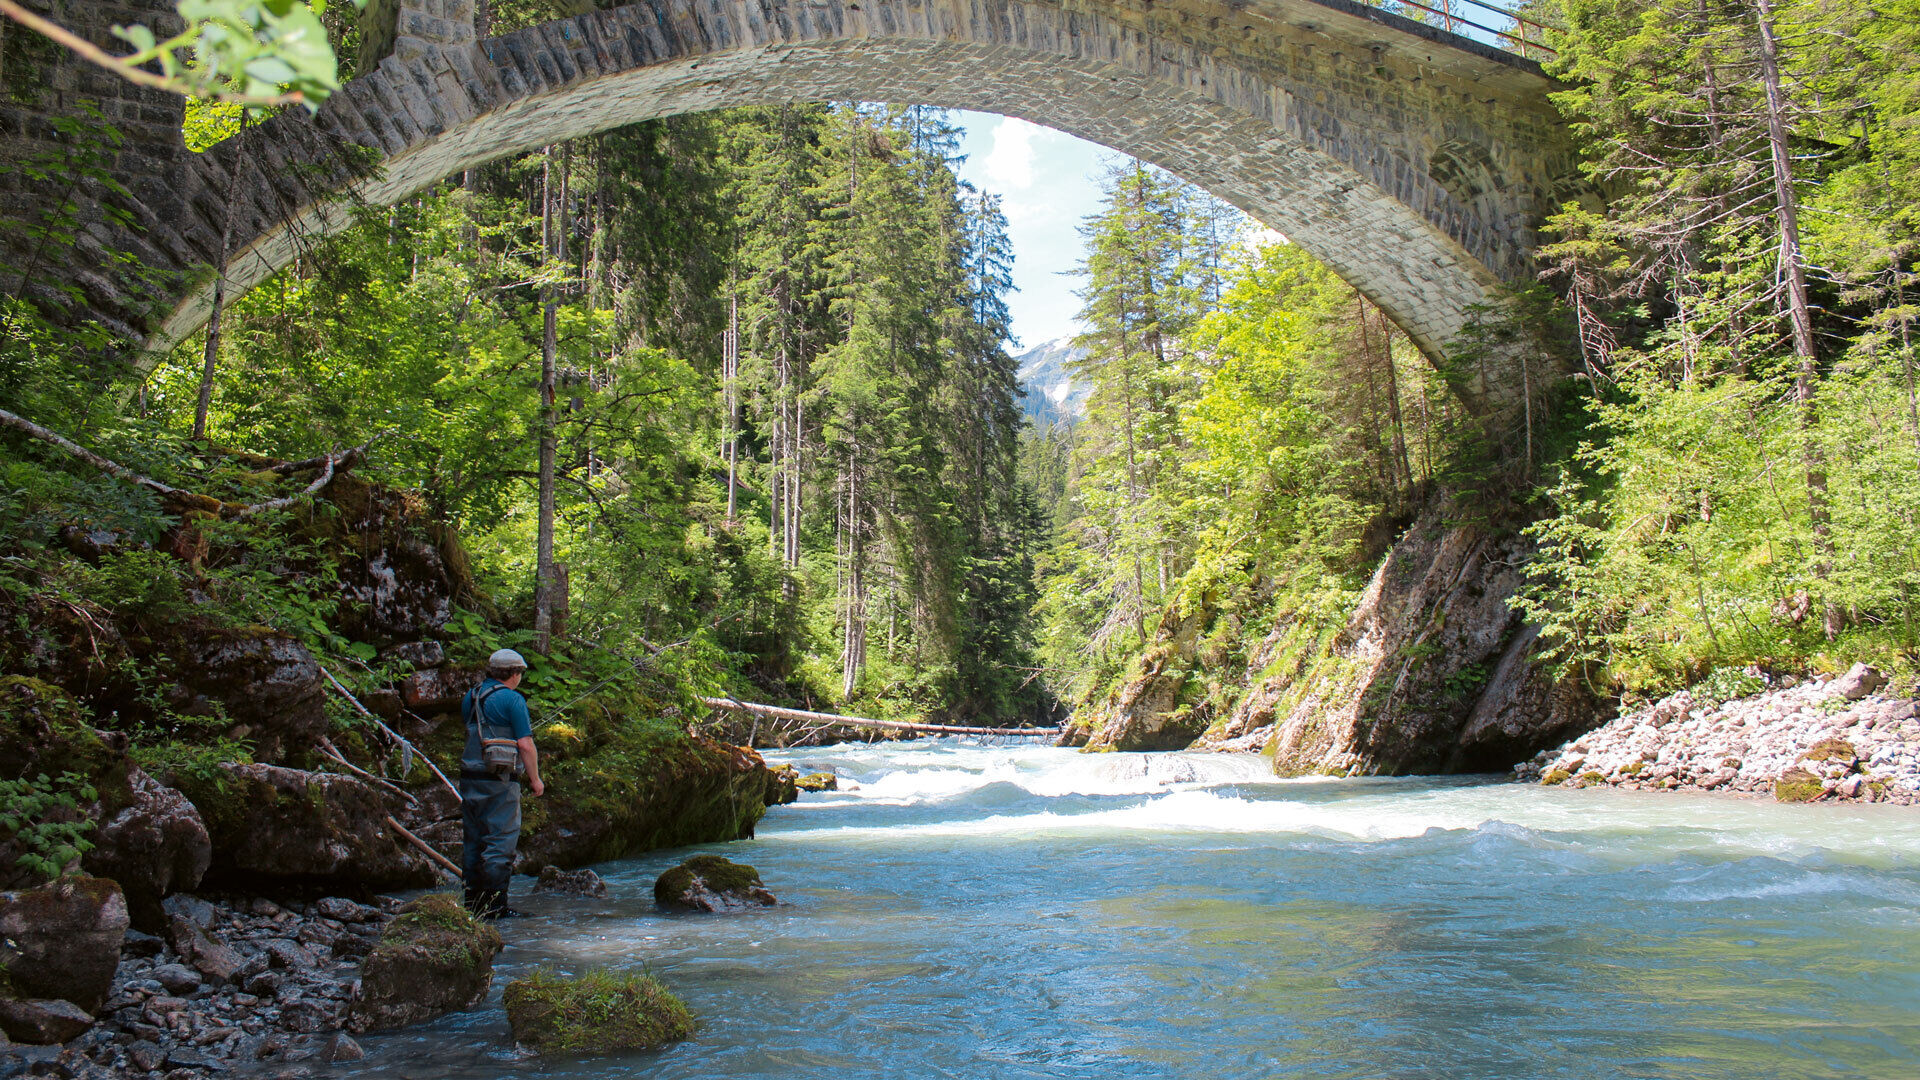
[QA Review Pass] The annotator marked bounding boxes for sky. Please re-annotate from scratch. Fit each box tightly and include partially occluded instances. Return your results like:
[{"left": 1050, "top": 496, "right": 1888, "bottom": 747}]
[{"left": 950, "top": 111, "right": 1122, "bottom": 352}]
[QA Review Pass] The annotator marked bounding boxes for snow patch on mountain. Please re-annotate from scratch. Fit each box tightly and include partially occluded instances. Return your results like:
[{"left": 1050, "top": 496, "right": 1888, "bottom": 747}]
[{"left": 1015, "top": 336, "right": 1089, "bottom": 427}]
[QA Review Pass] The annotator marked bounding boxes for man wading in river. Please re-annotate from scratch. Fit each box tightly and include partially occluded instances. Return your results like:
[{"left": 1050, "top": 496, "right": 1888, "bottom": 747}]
[{"left": 460, "top": 648, "right": 546, "bottom": 919}]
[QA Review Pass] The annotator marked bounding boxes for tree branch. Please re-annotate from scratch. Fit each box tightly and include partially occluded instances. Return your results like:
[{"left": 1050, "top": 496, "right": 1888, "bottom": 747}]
[
  {"left": 0, "top": 406, "right": 363, "bottom": 517},
  {"left": 0, "top": 0, "right": 306, "bottom": 107}
]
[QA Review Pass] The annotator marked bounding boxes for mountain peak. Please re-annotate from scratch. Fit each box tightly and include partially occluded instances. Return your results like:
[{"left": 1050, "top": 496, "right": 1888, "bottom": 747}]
[{"left": 1015, "top": 336, "right": 1089, "bottom": 427}]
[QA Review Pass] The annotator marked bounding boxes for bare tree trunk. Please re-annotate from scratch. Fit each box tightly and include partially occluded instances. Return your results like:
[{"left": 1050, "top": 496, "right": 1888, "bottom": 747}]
[
  {"left": 534, "top": 145, "right": 561, "bottom": 653},
  {"left": 725, "top": 290, "right": 739, "bottom": 520},
  {"left": 1378, "top": 314, "right": 1414, "bottom": 497},
  {"left": 842, "top": 445, "right": 865, "bottom": 699},
  {"left": 771, "top": 345, "right": 785, "bottom": 559},
  {"left": 193, "top": 118, "right": 249, "bottom": 441},
  {"left": 1755, "top": 0, "right": 1835, "bottom": 638},
  {"left": 788, "top": 392, "right": 802, "bottom": 566}
]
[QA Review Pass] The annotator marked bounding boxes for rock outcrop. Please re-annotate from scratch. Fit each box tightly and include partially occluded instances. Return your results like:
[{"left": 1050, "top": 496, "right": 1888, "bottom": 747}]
[
  {"left": 174, "top": 764, "right": 439, "bottom": 894},
  {"left": 346, "top": 894, "right": 501, "bottom": 1033},
  {"left": 0, "top": 679, "right": 136, "bottom": 891},
  {"left": 0, "top": 876, "right": 128, "bottom": 1026},
  {"left": 171, "top": 628, "right": 328, "bottom": 760},
  {"left": 516, "top": 735, "right": 790, "bottom": 872},
  {"left": 1064, "top": 597, "right": 1218, "bottom": 751},
  {"left": 83, "top": 768, "right": 211, "bottom": 931},
  {"left": 1518, "top": 665, "right": 1920, "bottom": 802},
  {"left": 1202, "top": 500, "right": 1600, "bottom": 775},
  {"left": 654, "top": 854, "right": 777, "bottom": 912}
]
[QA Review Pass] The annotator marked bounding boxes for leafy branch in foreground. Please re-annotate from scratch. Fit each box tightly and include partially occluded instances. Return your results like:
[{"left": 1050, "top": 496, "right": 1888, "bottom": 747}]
[{"left": 0, "top": 0, "right": 364, "bottom": 110}]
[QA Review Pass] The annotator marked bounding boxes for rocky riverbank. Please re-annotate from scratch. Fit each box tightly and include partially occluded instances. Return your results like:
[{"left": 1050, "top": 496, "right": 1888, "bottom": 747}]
[
  {"left": 1516, "top": 664, "right": 1920, "bottom": 803},
  {"left": 2, "top": 889, "right": 389, "bottom": 1078}
]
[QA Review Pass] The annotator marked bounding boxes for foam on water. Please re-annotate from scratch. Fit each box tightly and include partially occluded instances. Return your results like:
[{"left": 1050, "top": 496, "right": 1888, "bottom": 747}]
[
  {"left": 796, "top": 743, "right": 1291, "bottom": 804},
  {"left": 345, "top": 736, "right": 1920, "bottom": 1080}
]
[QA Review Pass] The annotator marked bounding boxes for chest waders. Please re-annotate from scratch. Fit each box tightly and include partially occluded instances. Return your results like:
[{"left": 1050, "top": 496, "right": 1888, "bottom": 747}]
[{"left": 460, "top": 684, "right": 523, "bottom": 919}]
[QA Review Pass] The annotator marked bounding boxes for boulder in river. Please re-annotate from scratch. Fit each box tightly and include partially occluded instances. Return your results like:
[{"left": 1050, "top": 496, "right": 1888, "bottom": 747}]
[
  {"left": 503, "top": 968, "right": 694, "bottom": 1054},
  {"left": 346, "top": 893, "right": 502, "bottom": 1032},
  {"left": 654, "top": 854, "right": 777, "bottom": 912},
  {"left": 514, "top": 733, "right": 786, "bottom": 871},
  {"left": 795, "top": 771, "right": 838, "bottom": 792},
  {"left": 533, "top": 865, "right": 609, "bottom": 897}
]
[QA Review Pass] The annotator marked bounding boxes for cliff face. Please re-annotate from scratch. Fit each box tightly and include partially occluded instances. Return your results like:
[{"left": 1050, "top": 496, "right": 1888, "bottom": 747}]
[
  {"left": 1224, "top": 501, "right": 1600, "bottom": 775},
  {"left": 1082, "top": 497, "right": 1604, "bottom": 773}
]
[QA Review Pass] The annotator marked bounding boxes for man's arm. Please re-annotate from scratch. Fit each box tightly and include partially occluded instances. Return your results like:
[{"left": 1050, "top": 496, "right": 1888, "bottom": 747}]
[
  {"left": 517, "top": 737, "right": 544, "bottom": 797},
  {"left": 504, "top": 690, "right": 544, "bottom": 797}
]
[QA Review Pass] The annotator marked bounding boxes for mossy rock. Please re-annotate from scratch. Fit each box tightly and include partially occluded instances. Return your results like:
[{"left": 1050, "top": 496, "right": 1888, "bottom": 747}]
[
  {"left": 0, "top": 677, "right": 133, "bottom": 808},
  {"left": 1801, "top": 738, "right": 1857, "bottom": 764},
  {"left": 1774, "top": 768, "right": 1826, "bottom": 804},
  {"left": 514, "top": 702, "right": 779, "bottom": 871},
  {"left": 504, "top": 968, "right": 694, "bottom": 1054},
  {"left": 654, "top": 854, "right": 776, "bottom": 912},
  {"left": 1578, "top": 771, "right": 1608, "bottom": 786},
  {"left": 794, "top": 772, "right": 838, "bottom": 792},
  {"left": 346, "top": 893, "right": 502, "bottom": 1033},
  {"left": 1540, "top": 768, "right": 1571, "bottom": 786}
]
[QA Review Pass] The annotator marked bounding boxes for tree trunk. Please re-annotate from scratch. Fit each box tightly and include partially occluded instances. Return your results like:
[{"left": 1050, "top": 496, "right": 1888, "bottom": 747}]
[
  {"left": 534, "top": 145, "right": 561, "bottom": 653},
  {"left": 725, "top": 290, "right": 739, "bottom": 521},
  {"left": 192, "top": 118, "right": 249, "bottom": 441},
  {"left": 1754, "top": 0, "right": 1836, "bottom": 638}
]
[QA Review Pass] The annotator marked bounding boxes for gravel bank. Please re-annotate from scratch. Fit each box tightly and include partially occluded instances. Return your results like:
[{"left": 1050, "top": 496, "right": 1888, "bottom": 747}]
[{"left": 1516, "top": 664, "right": 1919, "bottom": 803}]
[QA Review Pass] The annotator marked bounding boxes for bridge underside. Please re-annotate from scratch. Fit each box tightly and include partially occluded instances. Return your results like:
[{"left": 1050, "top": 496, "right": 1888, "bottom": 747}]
[{"left": 1, "top": 0, "right": 1577, "bottom": 397}]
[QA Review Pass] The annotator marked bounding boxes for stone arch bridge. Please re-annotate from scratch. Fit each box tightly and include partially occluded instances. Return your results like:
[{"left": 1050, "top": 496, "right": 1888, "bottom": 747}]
[{"left": 2, "top": 0, "right": 1576, "bottom": 388}]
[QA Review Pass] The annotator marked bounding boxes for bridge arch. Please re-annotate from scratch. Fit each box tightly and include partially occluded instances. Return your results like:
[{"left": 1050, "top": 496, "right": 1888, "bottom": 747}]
[{"left": 6, "top": 0, "right": 1575, "bottom": 382}]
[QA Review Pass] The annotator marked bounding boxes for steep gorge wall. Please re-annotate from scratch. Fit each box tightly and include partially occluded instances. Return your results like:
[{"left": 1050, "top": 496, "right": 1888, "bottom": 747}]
[{"left": 1070, "top": 498, "right": 1604, "bottom": 774}]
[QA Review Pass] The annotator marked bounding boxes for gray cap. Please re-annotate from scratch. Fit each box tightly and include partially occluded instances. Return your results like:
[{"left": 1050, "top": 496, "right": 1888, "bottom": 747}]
[{"left": 489, "top": 648, "right": 528, "bottom": 670}]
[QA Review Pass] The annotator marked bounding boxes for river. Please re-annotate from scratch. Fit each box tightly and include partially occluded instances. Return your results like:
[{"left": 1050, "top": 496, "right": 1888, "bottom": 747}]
[{"left": 351, "top": 738, "right": 1920, "bottom": 1078}]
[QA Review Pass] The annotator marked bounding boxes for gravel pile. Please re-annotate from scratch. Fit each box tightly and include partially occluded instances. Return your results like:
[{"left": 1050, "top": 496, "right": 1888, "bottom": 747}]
[
  {"left": 4, "top": 894, "right": 398, "bottom": 1080},
  {"left": 1516, "top": 664, "right": 1920, "bottom": 803}
]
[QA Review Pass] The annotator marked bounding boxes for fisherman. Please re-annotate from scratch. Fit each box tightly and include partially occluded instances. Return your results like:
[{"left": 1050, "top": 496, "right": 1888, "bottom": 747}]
[{"left": 460, "top": 648, "right": 545, "bottom": 919}]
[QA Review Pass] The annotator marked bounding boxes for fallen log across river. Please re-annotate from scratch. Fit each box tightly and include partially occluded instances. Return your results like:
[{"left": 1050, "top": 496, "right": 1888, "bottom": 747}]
[{"left": 698, "top": 696, "right": 1059, "bottom": 738}]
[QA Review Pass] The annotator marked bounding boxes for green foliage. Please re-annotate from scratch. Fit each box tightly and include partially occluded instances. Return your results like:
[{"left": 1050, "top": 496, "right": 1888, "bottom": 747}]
[
  {"left": 130, "top": 738, "right": 255, "bottom": 787},
  {"left": 1690, "top": 666, "right": 1767, "bottom": 708},
  {"left": 108, "top": 0, "right": 366, "bottom": 109},
  {"left": 0, "top": 771, "right": 97, "bottom": 881},
  {"left": 1035, "top": 209, "right": 1476, "bottom": 720},
  {"left": 1514, "top": 0, "right": 1920, "bottom": 698}
]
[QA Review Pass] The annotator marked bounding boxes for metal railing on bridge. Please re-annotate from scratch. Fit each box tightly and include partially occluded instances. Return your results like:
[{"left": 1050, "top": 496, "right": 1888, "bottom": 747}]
[{"left": 1374, "top": 0, "right": 1561, "bottom": 61}]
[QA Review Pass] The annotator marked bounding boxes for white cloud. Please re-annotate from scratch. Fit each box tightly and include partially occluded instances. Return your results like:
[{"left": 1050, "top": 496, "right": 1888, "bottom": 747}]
[{"left": 981, "top": 117, "right": 1042, "bottom": 190}]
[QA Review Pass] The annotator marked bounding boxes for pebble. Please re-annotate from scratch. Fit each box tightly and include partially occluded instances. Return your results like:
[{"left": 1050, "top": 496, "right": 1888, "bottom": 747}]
[
  {"left": 1518, "top": 668, "right": 1920, "bottom": 804},
  {"left": 0, "top": 893, "right": 401, "bottom": 1080}
]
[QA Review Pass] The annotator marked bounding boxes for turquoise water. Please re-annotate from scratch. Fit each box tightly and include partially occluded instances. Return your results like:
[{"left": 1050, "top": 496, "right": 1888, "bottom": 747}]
[{"left": 352, "top": 739, "right": 1920, "bottom": 1078}]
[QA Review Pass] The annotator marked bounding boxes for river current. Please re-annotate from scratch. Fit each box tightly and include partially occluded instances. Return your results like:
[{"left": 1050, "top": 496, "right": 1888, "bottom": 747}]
[{"left": 351, "top": 739, "right": 1920, "bottom": 1079}]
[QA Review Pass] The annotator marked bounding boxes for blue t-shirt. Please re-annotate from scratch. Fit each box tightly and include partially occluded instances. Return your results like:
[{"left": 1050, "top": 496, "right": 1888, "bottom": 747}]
[{"left": 460, "top": 679, "right": 533, "bottom": 773}]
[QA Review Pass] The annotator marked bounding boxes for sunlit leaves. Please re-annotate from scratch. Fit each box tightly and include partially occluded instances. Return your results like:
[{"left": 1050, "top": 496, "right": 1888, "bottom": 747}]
[{"left": 107, "top": 0, "right": 363, "bottom": 109}]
